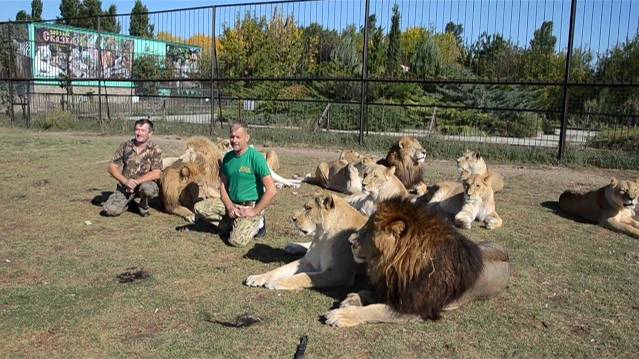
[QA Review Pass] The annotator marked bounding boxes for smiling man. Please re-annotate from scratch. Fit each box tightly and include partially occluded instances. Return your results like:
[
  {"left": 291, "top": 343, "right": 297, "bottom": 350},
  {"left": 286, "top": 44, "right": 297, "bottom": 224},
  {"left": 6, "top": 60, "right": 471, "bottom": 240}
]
[
  {"left": 101, "top": 118, "right": 162, "bottom": 217},
  {"left": 195, "top": 121, "right": 277, "bottom": 247}
]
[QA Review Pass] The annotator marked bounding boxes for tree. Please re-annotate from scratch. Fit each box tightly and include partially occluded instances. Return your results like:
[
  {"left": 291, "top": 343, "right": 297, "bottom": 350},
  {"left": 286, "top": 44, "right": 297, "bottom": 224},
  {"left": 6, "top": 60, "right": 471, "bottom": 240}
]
[
  {"left": 78, "top": 0, "right": 103, "bottom": 30},
  {"left": 129, "top": 0, "right": 154, "bottom": 38},
  {"left": 365, "top": 15, "right": 386, "bottom": 77},
  {"left": 411, "top": 35, "right": 440, "bottom": 78},
  {"left": 386, "top": 4, "right": 401, "bottom": 76},
  {"left": 58, "top": 0, "right": 82, "bottom": 27},
  {"left": 469, "top": 32, "right": 521, "bottom": 79},
  {"left": 15, "top": 11, "right": 31, "bottom": 21},
  {"left": 31, "top": 0, "right": 43, "bottom": 21},
  {"left": 102, "top": 4, "right": 121, "bottom": 33},
  {"left": 157, "top": 31, "right": 183, "bottom": 43},
  {"left": 445, "top": 22, "right": 464, "bottom": 46}
]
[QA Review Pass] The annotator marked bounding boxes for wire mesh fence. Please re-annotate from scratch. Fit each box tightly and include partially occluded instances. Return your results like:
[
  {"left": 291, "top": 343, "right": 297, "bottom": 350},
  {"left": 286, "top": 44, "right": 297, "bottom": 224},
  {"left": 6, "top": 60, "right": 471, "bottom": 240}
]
[{"left": 0, "top": 0, "right": 637, "bottom": 158}]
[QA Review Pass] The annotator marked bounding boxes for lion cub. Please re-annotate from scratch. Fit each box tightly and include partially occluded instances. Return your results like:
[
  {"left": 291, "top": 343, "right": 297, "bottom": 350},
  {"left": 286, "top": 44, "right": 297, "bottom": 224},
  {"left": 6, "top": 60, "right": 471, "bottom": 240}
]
[{"left": 559, "top": 177, "right": 639, "bottom": 239}]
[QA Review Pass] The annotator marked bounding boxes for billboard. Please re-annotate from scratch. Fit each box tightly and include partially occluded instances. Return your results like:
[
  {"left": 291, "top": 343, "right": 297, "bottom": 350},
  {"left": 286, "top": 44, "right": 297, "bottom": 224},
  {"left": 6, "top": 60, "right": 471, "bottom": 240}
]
[{"left": 29, "top": 23, "right": 200, "bottom": 90}]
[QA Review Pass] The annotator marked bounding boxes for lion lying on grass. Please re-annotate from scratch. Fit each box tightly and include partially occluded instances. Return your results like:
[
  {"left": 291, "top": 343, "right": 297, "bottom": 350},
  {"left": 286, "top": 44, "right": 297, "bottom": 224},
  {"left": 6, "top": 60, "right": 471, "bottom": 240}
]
[
  {"left": 346, "top": 164, "right": 409, "bottom": 216},
  {"left": 377, "top": 136, "right": 427, "bottom": 193},
  {"left": 559, "top": 177, "right": 639, "bottom": 239},
  {"left": 160, "top": 137, "right": 222, "bottom": 222},
  {"left": 303, "top": 151, "right": 375, "bottom": 194},
  {"left": 324, "top": 196, "right": 511, "bottom": 327},
  {"left": 245, "top": 192, "right": 367, "bottom": 290}
]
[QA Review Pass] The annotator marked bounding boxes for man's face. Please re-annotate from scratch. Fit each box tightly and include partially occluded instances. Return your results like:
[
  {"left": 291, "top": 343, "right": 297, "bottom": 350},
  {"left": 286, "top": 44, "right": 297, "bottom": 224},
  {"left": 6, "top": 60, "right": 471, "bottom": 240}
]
[
  {"left": 229, "top": 126, "right": 249, "bottom": 153},
  {"left": 134, "top": 123, "right": 152, "bottom": 145}
]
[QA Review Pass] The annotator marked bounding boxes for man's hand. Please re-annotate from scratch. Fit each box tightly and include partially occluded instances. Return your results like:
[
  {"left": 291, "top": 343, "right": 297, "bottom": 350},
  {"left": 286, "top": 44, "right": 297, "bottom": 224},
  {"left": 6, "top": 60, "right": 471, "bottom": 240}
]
[
  {"left": 238, "top": 207, "right": 258, "bottom": 218},
  {"left": 124, "top": 178, "right": 139, "bottom": 193},
  {"left": 227, "top": 205, "right": 241, "bottom": 218}
]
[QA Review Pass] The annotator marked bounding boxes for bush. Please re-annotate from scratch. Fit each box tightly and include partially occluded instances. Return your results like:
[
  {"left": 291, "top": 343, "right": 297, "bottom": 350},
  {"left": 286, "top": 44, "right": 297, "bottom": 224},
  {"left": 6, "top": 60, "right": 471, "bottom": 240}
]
[
  {"left": 587, "top": 128, "right": 639, "bottom": 152},
  {"left": 489, "top": 112, "right": 542, "bottom": 138},
  {"left": 32, "top": 111, "right": 78, "bottom": 130}
]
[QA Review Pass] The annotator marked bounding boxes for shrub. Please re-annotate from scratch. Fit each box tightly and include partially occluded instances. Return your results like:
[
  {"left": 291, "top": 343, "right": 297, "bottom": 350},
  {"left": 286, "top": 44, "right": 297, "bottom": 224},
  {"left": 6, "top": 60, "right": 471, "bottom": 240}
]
[
  {"left": 32, "top": 111, "right": 78, "bottom": 130},
  {"left": 587, "top": 127, "right": 639, "bottom": 152}
]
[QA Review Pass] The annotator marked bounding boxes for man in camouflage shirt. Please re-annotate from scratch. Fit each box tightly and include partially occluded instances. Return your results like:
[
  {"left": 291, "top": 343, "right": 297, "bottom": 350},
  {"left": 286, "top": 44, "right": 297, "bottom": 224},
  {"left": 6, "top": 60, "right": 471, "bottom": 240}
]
[{"left": 102, "top": 118, "right": 162, "bottom": 217}]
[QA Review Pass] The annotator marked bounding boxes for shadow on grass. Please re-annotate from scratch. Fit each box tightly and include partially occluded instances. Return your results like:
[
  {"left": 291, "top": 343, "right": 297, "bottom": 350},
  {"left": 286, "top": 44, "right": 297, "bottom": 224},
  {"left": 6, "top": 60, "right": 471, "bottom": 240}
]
[
  {"left": 243, "top": 243, "right": 303, "bottom": 264},
  {"left": 540, "top": 201, "right": 593, "bottom": 224}
]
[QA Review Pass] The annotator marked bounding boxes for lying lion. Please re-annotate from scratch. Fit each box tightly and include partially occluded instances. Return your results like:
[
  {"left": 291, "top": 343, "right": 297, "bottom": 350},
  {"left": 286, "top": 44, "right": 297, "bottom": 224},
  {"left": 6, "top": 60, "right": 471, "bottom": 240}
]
[
  {"left": 559, "top": 177, "right": 639, "bottom": 239},
  {"left": 377, "top": 136, "right": 428, "bottom": 193},
  {"left": 324, "top": 196, "right": 511, "bottom": 327},
  {"left": 346, "top": 164, "right": 409, "bottom": 216},
  {"left": 245, "top": 192, "right": 367, "bottom": 290},
  {"left": 303, "top": 151, "right": 375, "bottom": 194}
]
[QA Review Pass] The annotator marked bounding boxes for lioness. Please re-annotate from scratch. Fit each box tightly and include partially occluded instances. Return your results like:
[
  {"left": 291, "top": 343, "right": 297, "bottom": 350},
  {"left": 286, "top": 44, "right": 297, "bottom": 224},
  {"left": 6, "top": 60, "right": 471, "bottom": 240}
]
[
  {"left": 324, "top": 196, "right": 511, "bottom": 327},
  {"left": 425, "top": 150, "right": 503, "bottom": 205},
  {"left": 377, "top": 136, "right": 427, "bottom": 192},
  {"left": 245, "top": 192, "right": 367, "bottom": 290},
  {"left": 346, "top": 165, "right": 409, "bottom": 216},
  {"left": 559, "top": 177, "right": 639, "bottom": 239}
]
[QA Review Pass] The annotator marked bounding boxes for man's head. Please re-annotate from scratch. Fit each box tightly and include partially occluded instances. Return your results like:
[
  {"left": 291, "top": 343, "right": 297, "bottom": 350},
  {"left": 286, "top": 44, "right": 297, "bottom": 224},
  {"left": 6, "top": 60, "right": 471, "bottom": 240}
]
[
  {"left": 229, "top": 122, "right": 250, "bottom": 155},
  {"left": 134, "top": 118, "right": 153, "bottom": 145}
]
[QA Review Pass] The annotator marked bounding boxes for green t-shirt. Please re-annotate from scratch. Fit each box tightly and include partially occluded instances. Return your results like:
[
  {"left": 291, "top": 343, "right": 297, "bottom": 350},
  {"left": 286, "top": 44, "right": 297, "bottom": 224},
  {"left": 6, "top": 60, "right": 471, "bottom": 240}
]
[{"left": 222, "top": 146, "right": 271, "bottom": 203}]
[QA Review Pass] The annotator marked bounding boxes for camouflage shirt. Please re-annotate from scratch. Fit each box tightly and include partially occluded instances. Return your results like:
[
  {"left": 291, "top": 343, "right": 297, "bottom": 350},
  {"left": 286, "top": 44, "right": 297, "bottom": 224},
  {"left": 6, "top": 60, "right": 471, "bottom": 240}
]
[{"left": 111, "top": 139, "right": 162, "bottom": 179}]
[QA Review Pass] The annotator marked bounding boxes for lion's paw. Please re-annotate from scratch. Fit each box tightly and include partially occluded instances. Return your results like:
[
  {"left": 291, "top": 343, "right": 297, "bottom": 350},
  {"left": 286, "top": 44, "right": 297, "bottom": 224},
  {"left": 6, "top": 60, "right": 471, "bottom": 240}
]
[
  {"left": 340, "top": 293, "right": 363, "bottom": 308},
  {"left": 454, "top": 216, "right": 472, "bottom": 229},
  {"left": 264, "top": 279, "right": 299, "bottom": 290},
  {"left": 245, "top": 274, "right": 269, "bottom": 287},
  {"left": 325, "top": 307, "right": 362, "bottom": 327},
  {"left": 185, "top": 214, "right": 195, "bottom": 223}
]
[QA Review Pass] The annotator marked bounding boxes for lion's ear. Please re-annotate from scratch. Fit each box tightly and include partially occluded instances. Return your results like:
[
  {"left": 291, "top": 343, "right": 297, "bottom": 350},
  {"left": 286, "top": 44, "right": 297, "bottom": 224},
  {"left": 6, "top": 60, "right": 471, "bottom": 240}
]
[
  {"left": 322, "top": 194, "right": 335, "bottom": 209},
  {"left": 388, "top": 220, "right": 406, "bottom": 238},
  {"left": 610, "top": 177, "right": 618, "bottom": 186},
  {"left": 475, "top": 151, "right": 481, "bottom": 159},
  {"left": 387, "top": 166, "right": 396, "bottom": 176}
]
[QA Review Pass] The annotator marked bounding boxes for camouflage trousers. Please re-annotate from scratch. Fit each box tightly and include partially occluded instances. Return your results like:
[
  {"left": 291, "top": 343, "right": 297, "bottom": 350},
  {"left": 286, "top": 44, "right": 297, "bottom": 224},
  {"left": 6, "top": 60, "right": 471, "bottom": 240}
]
[
  {"left": 194, "top": 198, "right": 264, "bottom": 247},
  {"left": 102, "top": 182, "right": 159, "bottom": 217}
]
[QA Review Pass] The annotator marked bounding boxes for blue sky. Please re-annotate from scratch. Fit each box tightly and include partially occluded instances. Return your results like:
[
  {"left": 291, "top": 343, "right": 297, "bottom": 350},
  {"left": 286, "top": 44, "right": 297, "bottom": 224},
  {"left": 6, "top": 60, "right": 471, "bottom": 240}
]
[{"left": 6, "top": 0, "right": 639, "bottom": 55}]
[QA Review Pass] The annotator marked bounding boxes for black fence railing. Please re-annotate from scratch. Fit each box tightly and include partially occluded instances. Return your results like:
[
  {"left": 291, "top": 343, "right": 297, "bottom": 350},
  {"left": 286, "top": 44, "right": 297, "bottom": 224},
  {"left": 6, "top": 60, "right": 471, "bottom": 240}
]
[{"left": 0, "top": 0, "right": 637, "bottom": 159}]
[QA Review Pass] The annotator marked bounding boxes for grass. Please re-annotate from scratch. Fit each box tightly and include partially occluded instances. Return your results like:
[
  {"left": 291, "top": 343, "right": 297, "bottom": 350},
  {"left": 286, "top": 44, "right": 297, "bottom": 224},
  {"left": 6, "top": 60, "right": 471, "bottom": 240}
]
[{"left": 1, "top": 127, "right": 639, "bottom": 358}]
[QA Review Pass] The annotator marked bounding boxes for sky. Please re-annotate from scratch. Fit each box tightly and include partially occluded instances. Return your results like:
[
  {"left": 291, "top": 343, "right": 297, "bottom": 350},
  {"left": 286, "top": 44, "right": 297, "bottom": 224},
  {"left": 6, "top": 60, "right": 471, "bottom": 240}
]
[{"left": 5, "top": 0, "right": 639, "bottom": 55}]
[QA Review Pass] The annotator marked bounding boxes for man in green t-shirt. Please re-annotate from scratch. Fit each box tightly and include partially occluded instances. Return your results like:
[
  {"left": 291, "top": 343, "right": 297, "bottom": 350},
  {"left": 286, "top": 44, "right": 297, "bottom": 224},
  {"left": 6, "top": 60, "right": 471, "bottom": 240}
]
[{"left": 194, "top": 122, "right": 277, "bottom": 247}]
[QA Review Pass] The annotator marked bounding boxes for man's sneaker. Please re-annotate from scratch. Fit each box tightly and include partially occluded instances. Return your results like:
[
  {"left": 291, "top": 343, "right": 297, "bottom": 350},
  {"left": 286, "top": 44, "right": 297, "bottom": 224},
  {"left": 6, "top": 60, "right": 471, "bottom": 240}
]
[
  {"left": 254, "top": 217, "right": 266, "bottom": 238},
  {"left": 139, "top": 208, "right": 150, "bottom": 217}
]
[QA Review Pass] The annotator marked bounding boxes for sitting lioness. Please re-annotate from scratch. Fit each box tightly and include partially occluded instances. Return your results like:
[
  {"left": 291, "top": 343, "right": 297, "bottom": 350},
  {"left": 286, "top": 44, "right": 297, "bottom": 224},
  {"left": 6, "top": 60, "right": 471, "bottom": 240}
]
[
  {"left": 245, "top": 192, "right": 367, "bottom": 290},
  {"left": 346, "top": 165, "right": 409, "bottom": 216},
  {"left": 427, "top": 174, "right": 502, "bottom": 230},
  {"left": 559, "top": 177, "right": 639, "bottom": 239},
  {"left": 324, "top": 196, "right": 511, "bottom": 327}
]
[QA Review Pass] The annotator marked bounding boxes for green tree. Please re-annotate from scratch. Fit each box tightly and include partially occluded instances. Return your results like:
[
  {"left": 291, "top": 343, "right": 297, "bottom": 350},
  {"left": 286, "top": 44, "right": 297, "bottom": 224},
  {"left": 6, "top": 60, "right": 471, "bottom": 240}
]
[
  {"left": 102, "top": 4, "right": 121, "bottom": 33},
  {"left": 15, "top": 11, "right": 31, "bottom": 21},
  {"left": 469, "top": 32, "right": 521, "bottom": 79},
  {"left": 410, "top": 35, "right": 440, "bottom": 78},
  {"left": 78, "top": 0, "right": 103, "bottom": 30},
  {"left": 386, "top": 4, "right": 401, "bottom": 76},
  {"left": 31, "top": 0, "right": 43, "bottom": 21},
  {"left": 445, "top": 22, "right": 464, "bottom": 45},
  {"left": 129, "top": 0, "right": 153, "bottom": 38},
  {"left": 365, "top": 15, "right": 386, "bottom": 77},
  {"left": 58, "top": 0, "right": 82, "bottom": 27}
]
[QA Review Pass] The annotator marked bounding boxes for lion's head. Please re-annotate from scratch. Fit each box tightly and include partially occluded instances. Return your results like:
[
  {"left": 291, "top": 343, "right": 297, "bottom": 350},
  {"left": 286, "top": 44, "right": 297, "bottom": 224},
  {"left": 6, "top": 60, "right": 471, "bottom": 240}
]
[
  {"left": 463, "top": 174, "right": 492, "bottom": 204},
  {"left": 608, "top": 177, "right": 639, "bottom": 209},
  {"left": 456, "top": 150, "right": 487, "bottom": 176},
  {"left": 292, "top": 192, "right": 346, "bottom": 235},
  {"left": 388, "top": 136, "right": 426, "bottom": 165},
  {"left": 348, "top": 196, "right": 483, "bottom": 319},
  {"left": 215, "top": 138, "right": 232, "bottom": 153},
  {"left": 339, "top": 150, "right": 362, "bottom": 163}
]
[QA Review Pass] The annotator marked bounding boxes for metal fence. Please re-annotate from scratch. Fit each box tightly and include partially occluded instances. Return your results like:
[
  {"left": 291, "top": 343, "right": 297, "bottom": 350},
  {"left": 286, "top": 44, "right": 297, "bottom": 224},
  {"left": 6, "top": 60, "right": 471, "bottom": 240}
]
[{"left": 1, "top": 0, "right": 637, "bottom": 158}]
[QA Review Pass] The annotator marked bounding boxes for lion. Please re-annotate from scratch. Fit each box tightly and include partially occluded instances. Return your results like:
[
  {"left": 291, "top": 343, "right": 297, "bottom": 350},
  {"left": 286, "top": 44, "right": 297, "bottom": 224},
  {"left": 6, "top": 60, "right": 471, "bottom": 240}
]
[
  {"left": 245, "top": 192, "right": 368, "bottom": 290},
  {"left": 425, "top": 174, "right": 502, "bottom": 230},
  {"left": 346, "top": 165, "right": 409, "bottom": 216},
  {"left": 162, "top": 137, "right": 229, "bottom": 169},
  {"left": 424, "top": 150, "right": 503, "bottom": 206},
  {"left": 559, "top": 177, "right": 639, "bottom": 239},
  {"left": 376, "top": 136, "right": 427, "bottom": 192},
  {"left": 160, "top": 136, "right": 222, "bottom": 222},
  {"left": 302, "top": 153, "right": 377, "bottom": 194},
  {"left": 324, "top": 196, "right": 511, "bottom": 327},
  {"left": 258, "top": 148, "right": 303, "bottom": 189}
]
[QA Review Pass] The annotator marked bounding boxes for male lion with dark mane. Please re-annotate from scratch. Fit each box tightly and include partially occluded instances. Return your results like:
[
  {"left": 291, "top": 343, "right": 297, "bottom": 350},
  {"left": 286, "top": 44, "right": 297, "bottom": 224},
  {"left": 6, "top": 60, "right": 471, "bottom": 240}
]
[
  {"left": 325, "top": 196, "right": 511, "bottom": 327},
  {"left": 377, "top": 136, "right": 427, "bottom": 193}
]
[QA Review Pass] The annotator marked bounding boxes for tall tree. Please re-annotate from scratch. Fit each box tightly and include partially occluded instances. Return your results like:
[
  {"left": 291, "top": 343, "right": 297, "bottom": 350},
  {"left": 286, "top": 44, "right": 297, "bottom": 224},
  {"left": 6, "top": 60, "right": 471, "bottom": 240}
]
[
  {"left": 102, "top": 4, "right": 121, "bottom": 33},
  {"left": 445, "top": 22, "right": 464, "bottom": 46},
  {"left": 58, "top": 0, "right": 82, "bottom": 26},
  {"left": 31, "top": 0, "right": 43, "bottom": 21},
  {"left": 129, "top": 0, "right": 154, "bottom": 38},
  {"left": 79, "top": 0, "right": 103, "bottom": 30},
  {"left": 386, "top": 4, "right": 401, "bottom": 76}
]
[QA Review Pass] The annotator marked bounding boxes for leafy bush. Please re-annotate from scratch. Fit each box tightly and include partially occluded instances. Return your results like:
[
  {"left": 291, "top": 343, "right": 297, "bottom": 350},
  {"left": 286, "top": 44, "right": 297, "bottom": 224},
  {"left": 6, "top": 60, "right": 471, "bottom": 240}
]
[
  {"left": 489, "top": 112, "right": 542, "bottom": 138},
  {"left": 587, "top": 127, "right": 639, "bottom": 152}
]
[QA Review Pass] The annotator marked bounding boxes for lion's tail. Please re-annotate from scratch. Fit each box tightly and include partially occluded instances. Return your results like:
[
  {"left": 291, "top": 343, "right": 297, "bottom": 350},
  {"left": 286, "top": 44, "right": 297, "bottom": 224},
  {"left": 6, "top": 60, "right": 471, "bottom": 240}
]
[
  {"left": 558, "top": 190, "right": 582, "bottom": 216},
  {"left": 477, "top": 241, "right": 509, "bottom": 262}
]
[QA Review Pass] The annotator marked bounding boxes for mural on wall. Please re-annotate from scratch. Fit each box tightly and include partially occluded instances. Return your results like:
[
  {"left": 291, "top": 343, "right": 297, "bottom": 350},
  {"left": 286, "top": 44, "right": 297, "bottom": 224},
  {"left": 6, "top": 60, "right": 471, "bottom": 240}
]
[
  {"left": 34, "top": 26, "right": 133, "bottom": 80},
  {"left": 166, "top": 44, "right": 201, "bottom": 79}
]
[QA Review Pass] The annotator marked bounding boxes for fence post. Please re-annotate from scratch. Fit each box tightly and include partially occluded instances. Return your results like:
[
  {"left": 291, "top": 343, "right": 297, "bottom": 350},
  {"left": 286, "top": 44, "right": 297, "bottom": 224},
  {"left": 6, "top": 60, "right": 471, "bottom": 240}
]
[
  {"left": 211, "top": 6, "right": 224, "bottom": 128},
  {"left": 209, "top": 6, "right": 216, "bottom": 136},
  {"left": 7, "top": 23, "right": 16, "bottom": 124},
  {"left": 97, "top": 16, "right": 103, "bottom": 125},
  {"left": 558, "top": 0, "right": 578, "bottom": 160},
  {"left": 358, "top": 0, "right": 371, "bottom": 144}
]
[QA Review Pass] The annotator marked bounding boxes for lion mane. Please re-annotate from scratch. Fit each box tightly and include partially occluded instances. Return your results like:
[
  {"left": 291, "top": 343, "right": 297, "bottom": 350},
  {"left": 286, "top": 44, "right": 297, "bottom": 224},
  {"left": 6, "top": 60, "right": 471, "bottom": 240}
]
[
  {"left": 377, "top": 136, "right": 427, "bottom": 191},
  {"left": 160, "top": 136, "right": 222, "bottom": 222},
  {"left": 370, "top": 197, "right": 483, "bottom": 319}
]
